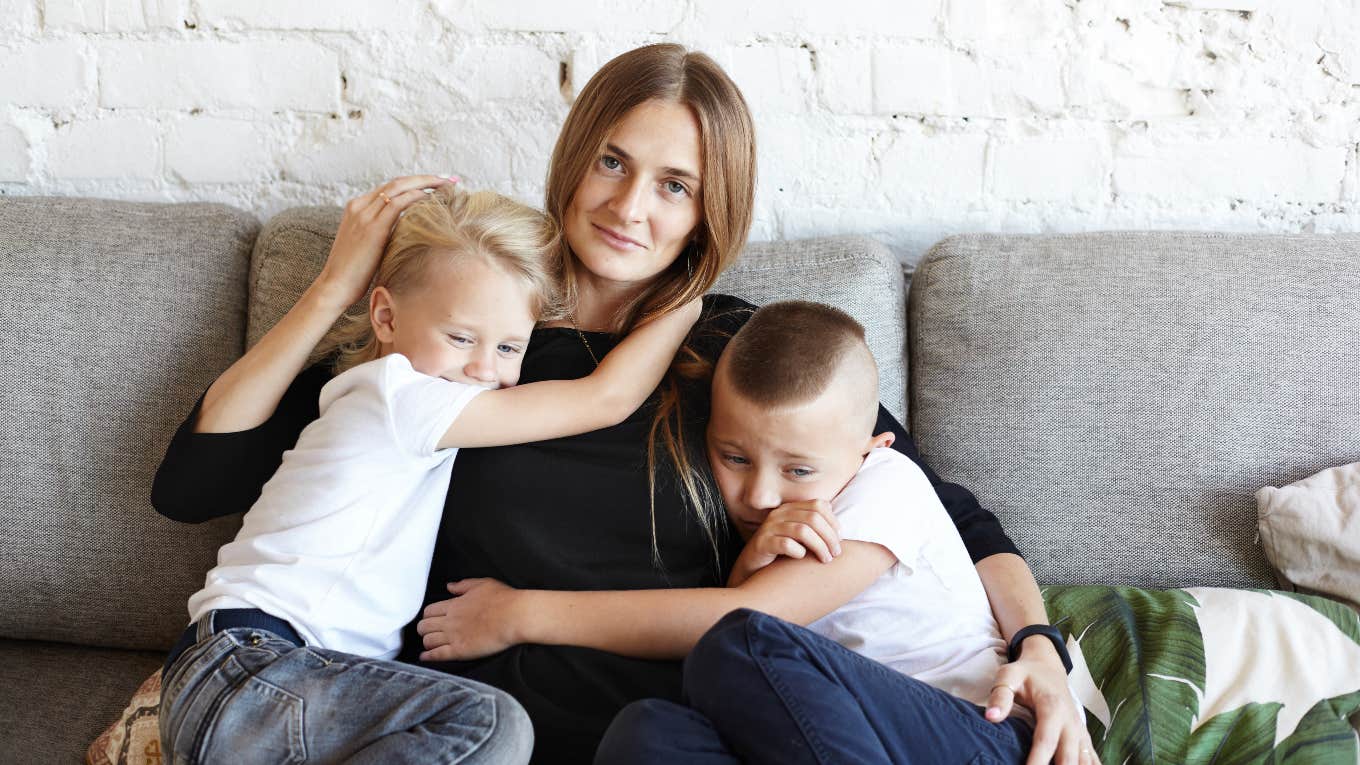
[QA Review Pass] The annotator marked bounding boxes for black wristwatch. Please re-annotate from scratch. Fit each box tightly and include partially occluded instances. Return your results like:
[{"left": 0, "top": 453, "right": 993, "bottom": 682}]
[{"left": 1007, "top": 625, "right": 1073, "bottom": 674}]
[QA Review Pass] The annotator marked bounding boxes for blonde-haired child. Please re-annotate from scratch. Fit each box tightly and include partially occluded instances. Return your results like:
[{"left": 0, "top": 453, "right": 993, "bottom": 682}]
[{"left": 157, "top": 186, "right": 699, "bottom": 764}]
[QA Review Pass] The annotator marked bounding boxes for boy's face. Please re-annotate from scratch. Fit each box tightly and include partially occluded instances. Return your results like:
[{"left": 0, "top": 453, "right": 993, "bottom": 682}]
[
  {"left": 373, "top": 255, "right": 536, "bottom": 389},
  {"left": 706, "top": 364, "right": 877, "bottom": 541}
]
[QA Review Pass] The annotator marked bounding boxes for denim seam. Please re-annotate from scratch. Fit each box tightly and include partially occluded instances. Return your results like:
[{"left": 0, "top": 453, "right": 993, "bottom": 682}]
[
  {"left": 435, "top": 690, "right": 498, "bottom": 765},
  {"left": 744, "top": 616, "right": 838, "bottom": 765},
  {"left": 189, "top": 651, "right": 307, "bottom": 764}
]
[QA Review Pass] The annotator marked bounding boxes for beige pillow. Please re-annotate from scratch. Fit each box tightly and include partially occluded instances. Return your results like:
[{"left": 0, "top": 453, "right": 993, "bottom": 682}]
[
  {"left": 1257, "top": 462, "right": 1360, "bottom": 611},
  {"left": 86, "top": 670, "right": 162, "bottom": 765}
]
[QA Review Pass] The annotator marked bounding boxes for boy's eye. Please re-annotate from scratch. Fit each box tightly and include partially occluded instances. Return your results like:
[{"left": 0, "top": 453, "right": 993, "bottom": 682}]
[
  {"left": 447, "top": 334, "right": 472, "bottom": 345},
  {"left": 497, "top": 344, "right": 521, "bottom": 355},
  {"left": 788, "top": 467, "right": 815, "bottom": 478}
]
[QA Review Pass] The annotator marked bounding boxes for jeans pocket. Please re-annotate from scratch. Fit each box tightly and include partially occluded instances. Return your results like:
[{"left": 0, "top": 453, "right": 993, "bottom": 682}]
[{"left": 198, "top": 655, "right": 307, "bottom": 764}]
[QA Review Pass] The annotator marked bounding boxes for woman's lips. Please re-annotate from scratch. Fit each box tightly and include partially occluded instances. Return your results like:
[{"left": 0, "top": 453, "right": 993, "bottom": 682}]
[{"left": 593, "top": 223, "right": 645, "bottom": 250}]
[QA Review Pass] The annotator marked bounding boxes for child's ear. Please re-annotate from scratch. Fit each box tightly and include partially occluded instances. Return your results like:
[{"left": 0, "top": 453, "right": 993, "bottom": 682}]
[
  {"left": 370, "top": 286, "right": 398, "bottom": 343},
  {"left": 866, "top": 431, "right": 895, "bottom": 453}
]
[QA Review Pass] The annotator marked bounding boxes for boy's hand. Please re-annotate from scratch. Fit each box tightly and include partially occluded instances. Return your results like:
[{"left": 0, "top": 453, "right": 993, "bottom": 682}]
[
  {"left": 415, "top": 578, "right": 522, "bottom": 662},
  {"left": 728, "top": 499, "right": 842, "bottom": 587}
]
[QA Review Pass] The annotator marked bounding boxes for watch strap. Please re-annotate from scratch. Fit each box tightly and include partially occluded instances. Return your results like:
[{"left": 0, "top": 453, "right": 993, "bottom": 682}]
[{"left": 1007, "top": 624, "right": 1073, "bottom": 674}]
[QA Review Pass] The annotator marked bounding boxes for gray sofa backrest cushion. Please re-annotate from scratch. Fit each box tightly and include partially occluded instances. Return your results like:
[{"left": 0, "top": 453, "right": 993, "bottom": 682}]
[
  {"left": 251, "top": 209, "right": 908, "bottom": 421},
  {"left": 0, "top": 197, "right": 257, "bottom": 650},
  {"left": 909, "top": 232, "right": 1360, "bottom": 588}
]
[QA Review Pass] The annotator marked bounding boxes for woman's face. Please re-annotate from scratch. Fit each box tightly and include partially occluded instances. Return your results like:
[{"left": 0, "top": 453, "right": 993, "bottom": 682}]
[{"left": 564, "top": 99, "right": 704, "bottom": 292}]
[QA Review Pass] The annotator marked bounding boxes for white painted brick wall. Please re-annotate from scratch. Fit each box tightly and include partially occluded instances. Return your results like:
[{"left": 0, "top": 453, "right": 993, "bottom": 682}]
[
  {"left": 98, "top": 41, "right": 340, "bottom": 111},
  {"left": 45, "top": 0, "right": 182, "bottom": 32},
  {"left": 1, "top": 0, "right": 1358, "bottom": 263},
  {"left": 0, "top": 123, "right": 30, "bottom": 182},
  {"left": 47, "top": 117, "right": 158, "bottom": 179}
]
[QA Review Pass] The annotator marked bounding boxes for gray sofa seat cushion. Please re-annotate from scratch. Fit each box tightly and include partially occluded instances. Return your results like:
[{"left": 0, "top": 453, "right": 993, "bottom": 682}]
[
  {"left": 909, "top": 231, "right": 1360, "bottom": 588},
  {"left": 251, "top": 208, "right": 908, "bottom": 420},
  {"left": 0, "top": 638, "right": 165, "bottom": 764},
  {"left": 0, "top": 197, "right": 257, "bottom": 650}
]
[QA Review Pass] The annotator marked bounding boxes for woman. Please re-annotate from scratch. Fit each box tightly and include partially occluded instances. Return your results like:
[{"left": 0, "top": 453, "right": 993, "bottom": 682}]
[{"left": 153, "top": 43, "right": 1090, "bottom": 765}]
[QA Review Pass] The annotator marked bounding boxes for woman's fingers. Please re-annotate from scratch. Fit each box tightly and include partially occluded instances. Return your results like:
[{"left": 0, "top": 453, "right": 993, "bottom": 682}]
[
  {"left": 369, "top": 174, "right": 459, "bottom": 210},
  {"left": 355, "top": 174, "right": 459, "bottom": 217},
  {"left": 421, "top": 628, "right": 448, "bottom": 650},
  {"left": 447, "top": 578, "right": 488, "bottom": 595},
  {"left": 985, "top": 678, "right": 1016, "bottom": 722},
  {"left": 1026, "top": 715, "right": 1063, "bottom": 765}
]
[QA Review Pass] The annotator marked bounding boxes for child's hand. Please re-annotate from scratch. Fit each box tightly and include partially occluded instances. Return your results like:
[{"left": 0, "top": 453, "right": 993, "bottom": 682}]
[
  {"left": 315, "top": 175, "right": 458, "bottom": 309},
  {"left": 415, "top": 577, "right": 522, "bottom": 662},
  {"left": 728, "top": 499, "right": 842, "bottom": 587}
]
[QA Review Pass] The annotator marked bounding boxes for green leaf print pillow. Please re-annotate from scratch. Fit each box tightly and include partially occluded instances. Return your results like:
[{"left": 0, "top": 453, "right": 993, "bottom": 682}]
[{"left": 1042, "top": 586, "right": 1360, "bottom": 765}]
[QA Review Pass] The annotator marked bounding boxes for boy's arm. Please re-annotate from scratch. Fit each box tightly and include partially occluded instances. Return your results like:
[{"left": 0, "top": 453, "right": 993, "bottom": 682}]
[
  {"left": 417, "top": 541, "right": 895, "bottom": 661},
  {"left": 437, "top": 299, "right": 701, "bottom": 449}
]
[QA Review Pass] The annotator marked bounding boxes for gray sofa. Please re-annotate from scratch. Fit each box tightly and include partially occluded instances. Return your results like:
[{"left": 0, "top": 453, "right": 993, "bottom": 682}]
[{"left": 2, "top": 197, "right": 1356, "bottom": 763}]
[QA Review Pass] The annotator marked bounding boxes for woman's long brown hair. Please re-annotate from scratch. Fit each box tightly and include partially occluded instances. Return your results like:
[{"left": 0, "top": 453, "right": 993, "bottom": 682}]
[{"left": 544, "top": 44, "right": 757, "bottom": 573}]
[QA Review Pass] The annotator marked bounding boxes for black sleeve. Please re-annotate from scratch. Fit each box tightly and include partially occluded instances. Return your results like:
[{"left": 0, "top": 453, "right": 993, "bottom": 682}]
[
  {"left": 150, "top": 364, "right": 330, "bottom": 523},
  {"left": 875, "top": 405, "right": 1021, "bottom": 563}
]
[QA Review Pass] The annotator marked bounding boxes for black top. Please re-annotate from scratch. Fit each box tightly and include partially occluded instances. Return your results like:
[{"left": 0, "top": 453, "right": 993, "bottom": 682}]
[{"left": 152, "top": 293, "right": 1019, "bottom": 764}]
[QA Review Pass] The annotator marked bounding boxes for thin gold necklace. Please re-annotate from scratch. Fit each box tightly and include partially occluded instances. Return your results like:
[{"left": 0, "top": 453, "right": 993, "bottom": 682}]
[{"left": 570, "top": 315, "right": 600, "bottom": 367}]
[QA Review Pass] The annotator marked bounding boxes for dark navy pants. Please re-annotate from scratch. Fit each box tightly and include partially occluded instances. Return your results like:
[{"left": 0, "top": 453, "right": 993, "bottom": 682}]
[{"left": 596, "top": 609, "right": 1032, "bottom": 765}]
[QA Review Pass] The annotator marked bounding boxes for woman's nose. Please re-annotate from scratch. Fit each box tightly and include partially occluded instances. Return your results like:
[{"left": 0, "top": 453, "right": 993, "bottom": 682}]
[{"left": 607, "top": 178, "right": 647, "bottom": 223}]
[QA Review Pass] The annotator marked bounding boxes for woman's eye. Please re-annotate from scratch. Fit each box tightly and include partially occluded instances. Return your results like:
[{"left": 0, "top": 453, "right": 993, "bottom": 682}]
[
  {"left": 664, "top": 180, "right": 688, "bottom": 196},
  {"left": 600, "top": 155, "right": 622, "bottom": 171},
  {"left": 723, "top": 454, "right": 749, "bottom": 466}
]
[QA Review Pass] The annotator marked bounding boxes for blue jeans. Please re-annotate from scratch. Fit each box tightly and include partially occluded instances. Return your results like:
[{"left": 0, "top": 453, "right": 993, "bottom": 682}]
[
  {"left": 160, "top": 610, "right": 533, "bottom": 764},
  {"left": 596, "top": 609, "right": 1033, "bottom": 765}
]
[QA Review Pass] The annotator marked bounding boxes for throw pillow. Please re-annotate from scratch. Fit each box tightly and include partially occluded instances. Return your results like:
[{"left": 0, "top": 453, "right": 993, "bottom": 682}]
[
  {"left": 86, "top": 670, "right": 163, "bottom": 765},
  {"left": 1045, "top": 585, "right": 1360, "bottom": 765},
  {"left": 1257, "top": 462, "right": 1360, "bottom": 611}
]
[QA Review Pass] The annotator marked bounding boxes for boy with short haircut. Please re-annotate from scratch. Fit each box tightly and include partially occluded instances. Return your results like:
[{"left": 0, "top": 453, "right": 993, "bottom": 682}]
[
  {"left": 415, "top": 300, "right": 1078, "bottom": 763},
  {"left": 596, "top": 300, "right": 1070, "bottom": 763}
]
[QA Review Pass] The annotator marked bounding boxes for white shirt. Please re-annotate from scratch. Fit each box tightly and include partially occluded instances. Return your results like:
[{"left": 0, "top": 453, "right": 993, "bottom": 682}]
[
  {"left": 807, "top": 447, "right": 1034, "bottom": 721},
  {"left": 188, "top": 354, "right": 484, "bottom": 659}
]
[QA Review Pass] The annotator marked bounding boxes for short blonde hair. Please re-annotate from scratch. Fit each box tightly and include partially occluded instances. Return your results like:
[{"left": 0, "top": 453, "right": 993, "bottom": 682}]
[{"left": 318, "top": 187, "right": 562, "bottom": 374}]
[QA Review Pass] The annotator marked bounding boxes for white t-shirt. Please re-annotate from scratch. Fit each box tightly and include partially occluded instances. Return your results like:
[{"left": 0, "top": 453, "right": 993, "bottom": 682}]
[
  {"left": 188, "top": 354, "right": 484, "bottom": 660},
  {"left": 807, "top": 447, "right": 1036, "bottom": 721}
]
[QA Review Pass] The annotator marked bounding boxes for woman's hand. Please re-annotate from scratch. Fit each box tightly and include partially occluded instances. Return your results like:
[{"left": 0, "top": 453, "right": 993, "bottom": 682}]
[
  {"left": 314, "top": 174, "right": 458, "bottom": 309},
  {"left": 728, "top": 499, "right": 842, "bottom": 587},
  {"left": 986, "top": 644, "right": 1100, "bottom": 765},
  {"left": 415, "top": 578, "right": 523, "bottom": 662}
]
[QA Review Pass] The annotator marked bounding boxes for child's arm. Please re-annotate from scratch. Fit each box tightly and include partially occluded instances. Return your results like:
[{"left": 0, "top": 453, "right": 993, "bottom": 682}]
[
  {"left": 438, "top": 299, "right": 702, "bottom": 449},
  {"left": 198, "top": 175, "right": 455, "bottom": 433},
  {"left": 728, "top": 499, "right": 844, "bottom": 587},
  {"left": 415, "top": 541, "right": 895, "bottom": 661}
]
